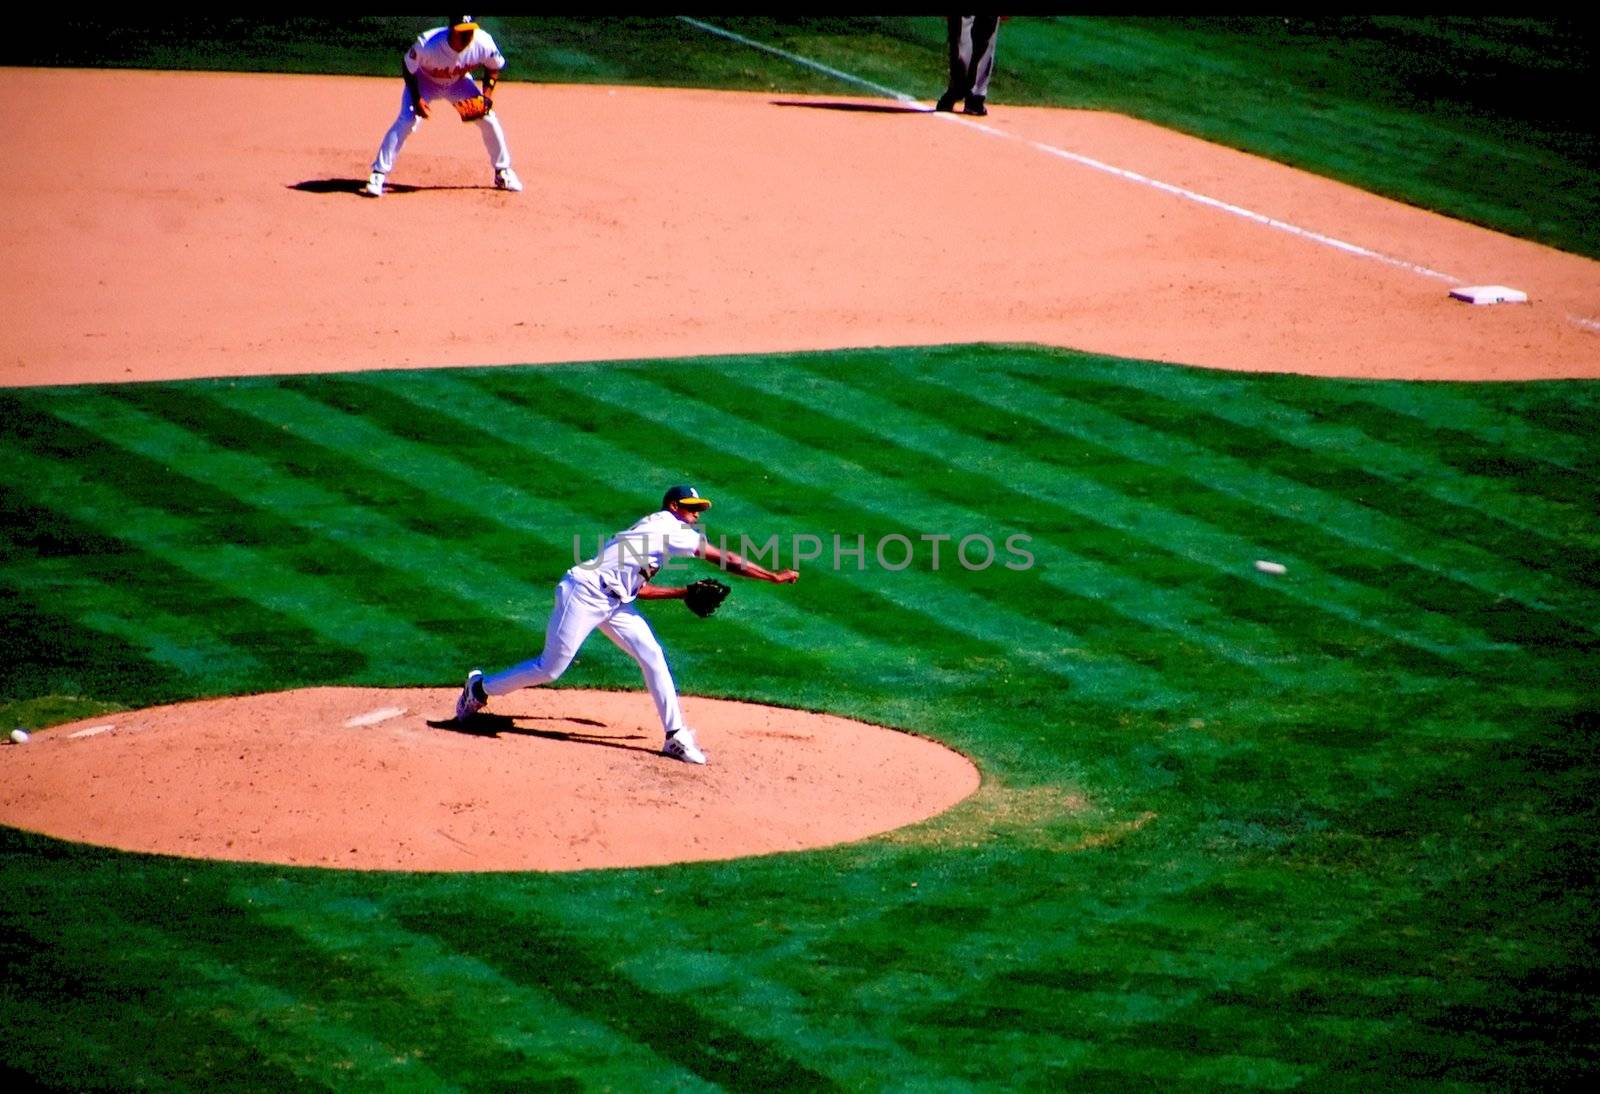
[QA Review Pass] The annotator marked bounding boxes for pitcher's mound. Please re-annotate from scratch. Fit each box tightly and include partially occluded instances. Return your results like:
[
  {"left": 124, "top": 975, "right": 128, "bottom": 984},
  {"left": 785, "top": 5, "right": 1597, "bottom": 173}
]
[{"left": 0, "top": 687, "right": 979, "bottom": 872}]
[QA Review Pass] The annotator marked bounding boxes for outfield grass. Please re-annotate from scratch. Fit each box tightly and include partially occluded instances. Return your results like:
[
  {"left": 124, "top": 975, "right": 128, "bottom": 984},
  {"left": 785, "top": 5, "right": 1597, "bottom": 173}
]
[
  {"left": 38, "top": 16, "right": 1600, "bottom": 259},
  {"left": 3, "top": 347, "right": 1597, "bottom": 1086}
]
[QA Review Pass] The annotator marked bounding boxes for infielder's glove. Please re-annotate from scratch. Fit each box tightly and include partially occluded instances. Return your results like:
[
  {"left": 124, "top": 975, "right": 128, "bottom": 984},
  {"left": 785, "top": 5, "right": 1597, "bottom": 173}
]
[
  {"left": 683, "top": 579, "right": 731, "bottom": 618},
  {"left": 453, "top": 95, "right": 492, "bottom": 122}
]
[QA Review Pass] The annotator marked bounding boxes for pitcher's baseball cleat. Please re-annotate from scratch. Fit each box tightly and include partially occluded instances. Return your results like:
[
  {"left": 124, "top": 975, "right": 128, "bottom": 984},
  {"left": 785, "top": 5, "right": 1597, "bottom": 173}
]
[
  {"left": 362, "top": 171, "right": 386, "bottom": 197},
  {"left": 662, "top": 728, "right": 707, "bottom": 765},
  {"left": 455, "top": 669, "right": 487, "bottom": 721},
  {"left": 494, "top": 167, "right": 523, "bottom": 192}
]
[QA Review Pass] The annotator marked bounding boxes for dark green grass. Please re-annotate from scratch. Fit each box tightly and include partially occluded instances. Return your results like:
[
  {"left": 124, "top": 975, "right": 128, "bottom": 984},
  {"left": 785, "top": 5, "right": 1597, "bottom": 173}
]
[
  {"left": 36, "top": 16, "right": 1600, "bottom": 258},
  {"left": 3, "top": 346, "right": 1598, "bottom": 1087}
]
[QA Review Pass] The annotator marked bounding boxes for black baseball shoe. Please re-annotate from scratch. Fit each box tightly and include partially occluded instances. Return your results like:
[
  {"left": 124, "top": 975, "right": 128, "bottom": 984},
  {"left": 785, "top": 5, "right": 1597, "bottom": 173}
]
[{"left": 455, "top": 669, "right": 488, "bottom": 721}]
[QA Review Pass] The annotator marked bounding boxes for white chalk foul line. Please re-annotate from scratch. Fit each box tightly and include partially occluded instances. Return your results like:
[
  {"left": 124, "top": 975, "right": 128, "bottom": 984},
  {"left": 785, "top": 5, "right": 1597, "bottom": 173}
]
[
  {"left": 681, "top": 16, "right": 1600, "bottom": 331},
  {"left": 1024, "top": 138, "right": 1459, "bottom": 282},
  {"left": 678, "top": 16, "right": 920, "bottom": 105},
  {"left": 681, "top": 17, "right": 1458, "bottom": 280}
]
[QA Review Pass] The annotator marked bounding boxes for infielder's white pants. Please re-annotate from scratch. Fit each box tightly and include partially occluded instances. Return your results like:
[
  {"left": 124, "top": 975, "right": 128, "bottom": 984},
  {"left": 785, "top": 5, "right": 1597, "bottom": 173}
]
[
  {"left": 370, "top": 77, "right": 513, "bottom": 176},
  {"left": 482, "top": 575, "right": 687, "bottom": 736}
]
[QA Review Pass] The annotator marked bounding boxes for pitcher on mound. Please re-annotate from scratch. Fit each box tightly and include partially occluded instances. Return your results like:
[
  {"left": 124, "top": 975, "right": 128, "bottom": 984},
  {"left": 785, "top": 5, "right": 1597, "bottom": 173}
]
[{"left": 454, "top": 486, "right": 799, "bottom": 764}]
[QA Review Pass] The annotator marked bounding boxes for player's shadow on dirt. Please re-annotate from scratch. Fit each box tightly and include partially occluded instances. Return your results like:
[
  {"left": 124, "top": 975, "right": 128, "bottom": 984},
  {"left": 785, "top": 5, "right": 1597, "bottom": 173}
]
[
  {"left": 769, "top": 99, "right": 930, "bottom": 114},
  {"left": 427, "top": 712, "right": 657, "bottom": 754},
  {"left": 288, "top": 178, "right": 488, "bottom": 195}
]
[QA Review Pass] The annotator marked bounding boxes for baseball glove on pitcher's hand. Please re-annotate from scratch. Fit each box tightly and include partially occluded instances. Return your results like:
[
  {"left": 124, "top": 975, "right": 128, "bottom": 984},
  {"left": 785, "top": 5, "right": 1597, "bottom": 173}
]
[
  {"left": 453, "top": 95, "right": 492, "bottom": 122},
  {"left": 684, "top": 579, "right": 731, "bottom": 618}
]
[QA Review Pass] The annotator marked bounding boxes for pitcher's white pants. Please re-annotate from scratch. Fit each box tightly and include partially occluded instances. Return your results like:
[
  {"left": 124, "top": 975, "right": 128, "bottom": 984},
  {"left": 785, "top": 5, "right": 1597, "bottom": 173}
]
[
  {"left": 482, "top": 574, "right": 687, "bottom": 736},
  {"left": 370, "top": 77, "right": 513, "bottom": 176}
]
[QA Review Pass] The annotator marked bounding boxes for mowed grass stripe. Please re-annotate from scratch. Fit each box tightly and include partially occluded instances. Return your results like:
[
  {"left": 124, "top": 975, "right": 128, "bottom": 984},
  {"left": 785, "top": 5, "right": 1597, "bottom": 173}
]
[
  {"left": 828, "top": 358, "right": 1493, "bottom": 680},
  {"left": 199, "top": 384, "right": 654, "bottom": 661},
  {"left": 985, "top": 369, "right": 1600, "bottom": 664},
  {"left": 786, "top": 357, "right": 1505, "bottom": 687},
  {"left": 209, "top": 378, "right": 882, "bottom": 702},
  {"left": 0, "top": 503, "right": 261, "bottom": 684},
  {"left": 956, "top": 362, "right": 1541, "bottom": 637},
  {"left": 983, "top": 365, "right": 1600, "bottom": 667},
  {"left": 358, "top": 371, "right": 973, "bottom": 702},
  {"left": 881, "top": 357, "right": 1510, "bottom": 658},
  {"left": 815, "top": 714, "right": 1520, "bottom": 1065},
  {"left": 827, "top": 859, "right": 1336, "bottom": 1083},
  {"left": 517, "top": 860, "right": 1026, "bottom": 1088},
  {"left": 0, "top": 585, "right": 186, "bottom": 699},
  {"left": 0, "top": 400, "right": 372, "bottom": 688},
  {"left": 41, "top": 398, "right": 460, "bottom": 681},
  {"left": 1043, "top": 356, "right": 1599, "bottom": 563},
  {"left": 98, "top": 387, "right": 554, "bottom": 654},
  {"left": 709, "top": 362, "right": 1359, "bottom": 689},
  {"left": 1018, "top": 365, "right": 1600, "bottom": 616},
  {"left": 995, "top": 346, "right": 1593, "bottom": 481},
  {"left": 109, "top": 917, "right": 456, "bottom": 1089},
  {"left": 551, "top": 368, "right": 1186, "bottom": 706},
  {"left": 1072, "top": 1047, "right": 1307, "bottom": 1089},
  {"left": 269, "top": 374, "right": 872, "bottom": 700},
  {"left": 1, "top": 914, "right": 312, "bottom": 1089},
  {"left": 6, "top": 440, "right": 442, "bottom": 683},
  {"left": 449, "top": 367, "right": 1143, "bottom": 716},
  {"left": 239, "top": 885, "right": 712, "bottom": 1087},
  {"left": 532, "top": 366, "right": 1183, "bottom": 707},
  {"left": 1338, "top": 379, "right": 1594, "bottom": 476},
  {"left": 395, "top": 902, "right": 839, "bottom": 1091}
]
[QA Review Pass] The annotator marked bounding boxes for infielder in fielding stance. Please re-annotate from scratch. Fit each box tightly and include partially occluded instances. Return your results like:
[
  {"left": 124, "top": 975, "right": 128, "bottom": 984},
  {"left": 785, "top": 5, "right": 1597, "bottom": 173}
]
[
  {"left": 455, "top": 486, "right": 800, "bottom": 764},
  {"left": 363, "top": 15, "right": 521, "bottom": 197}
]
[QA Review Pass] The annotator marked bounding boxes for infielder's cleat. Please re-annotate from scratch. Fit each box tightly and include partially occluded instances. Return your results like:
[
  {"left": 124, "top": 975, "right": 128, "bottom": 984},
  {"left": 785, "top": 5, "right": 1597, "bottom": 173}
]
[
  {"left": 455, "top": 669, "right": 488, "bottom": 721},
  {"left": 662, "top": 728, "right": 707, "bottom": 765},
  {"left": 362, "top": 171, "right": 386, "bottom": 198},
  {"left": 934, "top": 91, "right": 959, "bottom": 112},
  {"left": 963, "top": 96, "right": 988, "bottom": 117},
  {"left": 494, "top": 167, "right": 523, "bottom": 192}
]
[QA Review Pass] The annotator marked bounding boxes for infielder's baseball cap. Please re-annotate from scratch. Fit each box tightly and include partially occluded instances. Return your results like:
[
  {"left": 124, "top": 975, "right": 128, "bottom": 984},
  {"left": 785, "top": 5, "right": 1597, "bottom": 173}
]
[
  {"left": 450, "top": 15, "right": 479, "bottom": 30},
  {"left": 663, "top": 485, "right": 712, "bottom": 511}
]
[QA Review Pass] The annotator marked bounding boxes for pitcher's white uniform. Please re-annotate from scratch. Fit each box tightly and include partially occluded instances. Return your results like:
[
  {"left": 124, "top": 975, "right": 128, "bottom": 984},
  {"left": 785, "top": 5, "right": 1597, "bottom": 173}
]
[
  {"left": 482, "top": 510, "right": 705, "bottom": 737},
  {"left": 368, "top": 23, "right": 515, "bottom": 184}
]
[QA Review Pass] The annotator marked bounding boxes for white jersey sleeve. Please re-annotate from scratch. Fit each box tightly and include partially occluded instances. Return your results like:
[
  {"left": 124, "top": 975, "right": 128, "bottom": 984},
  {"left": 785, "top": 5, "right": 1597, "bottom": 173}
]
[
  {"left": 403, "top": 30, "right": 439, "bottom": 77},
  {"left": 473, "top": 30, "right": 507, "bottom": 73},
  {"left": 574, "top": 511, "right": 705, "bottom": 602}
]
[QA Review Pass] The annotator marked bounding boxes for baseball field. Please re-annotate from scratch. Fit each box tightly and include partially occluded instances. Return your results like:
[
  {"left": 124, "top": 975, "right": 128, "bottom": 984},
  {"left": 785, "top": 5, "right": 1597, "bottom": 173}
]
[{"left": 3, "top": 17, "right": 1598, "bottom": 1088}]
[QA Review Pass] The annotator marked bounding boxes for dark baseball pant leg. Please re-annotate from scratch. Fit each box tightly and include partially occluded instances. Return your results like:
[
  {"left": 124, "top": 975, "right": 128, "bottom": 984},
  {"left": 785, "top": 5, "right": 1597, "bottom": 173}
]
[
  {"left": 945, "top": 15, "right": 973, "bottom": 99},
  {"left": 946, "top": 16, "right": 1001, "bottom": 101},
  {"left": 967, "top": 15, "right": 1001, "bottom": 99}
]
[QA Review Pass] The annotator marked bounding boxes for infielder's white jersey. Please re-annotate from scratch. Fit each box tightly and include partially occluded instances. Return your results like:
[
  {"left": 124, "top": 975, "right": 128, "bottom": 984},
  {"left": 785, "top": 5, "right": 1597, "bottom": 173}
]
[
  {"left": 405, "top": 26, "right": 506, "bottom": 84},
  {"left": 572, "top": 510, "right": 705, "bottom": 603}
]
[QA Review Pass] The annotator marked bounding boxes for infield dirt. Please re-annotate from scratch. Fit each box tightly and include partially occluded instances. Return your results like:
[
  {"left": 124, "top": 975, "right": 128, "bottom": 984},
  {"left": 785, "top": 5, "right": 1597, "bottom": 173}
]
[
  {"left": 4, "top": 69, "right": 1598, "bottom": 387},
  {"left": 0, "top": 688, "right": 981, "bottom": 872}
]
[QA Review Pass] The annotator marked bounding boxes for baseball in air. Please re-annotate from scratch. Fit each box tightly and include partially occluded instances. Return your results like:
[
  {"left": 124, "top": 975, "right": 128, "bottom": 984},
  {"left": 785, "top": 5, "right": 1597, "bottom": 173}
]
[
  {"left": 1254, "top": 560, "right": 1287, "bottom": 575},
  {"left": 9, "top": 728, "right": 29, "bottom": 744}
]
